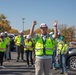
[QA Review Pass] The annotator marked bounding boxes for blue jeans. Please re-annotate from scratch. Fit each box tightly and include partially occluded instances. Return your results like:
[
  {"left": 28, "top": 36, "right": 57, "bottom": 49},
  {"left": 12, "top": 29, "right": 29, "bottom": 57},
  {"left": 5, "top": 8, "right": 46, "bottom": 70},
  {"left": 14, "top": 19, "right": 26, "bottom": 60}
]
[
  {"left": 25, "top": 50, "right": 33, "bottom": 65},
  {"left": 58, "top": 54, "right": 67, "bottom": 73},
  {"left": 4, "top": 45, "right": 11, "bottom": 60},
  {"left": 52, "top": 50, "right": 56, "bottom": 67}
]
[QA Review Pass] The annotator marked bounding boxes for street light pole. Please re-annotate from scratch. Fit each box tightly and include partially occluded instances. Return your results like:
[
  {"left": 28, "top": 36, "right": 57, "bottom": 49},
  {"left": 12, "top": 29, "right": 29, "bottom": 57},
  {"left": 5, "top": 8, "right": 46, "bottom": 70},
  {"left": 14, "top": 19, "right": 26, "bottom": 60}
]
[{"left": 22, "top": 18, "right": 25, "bottom": 32}]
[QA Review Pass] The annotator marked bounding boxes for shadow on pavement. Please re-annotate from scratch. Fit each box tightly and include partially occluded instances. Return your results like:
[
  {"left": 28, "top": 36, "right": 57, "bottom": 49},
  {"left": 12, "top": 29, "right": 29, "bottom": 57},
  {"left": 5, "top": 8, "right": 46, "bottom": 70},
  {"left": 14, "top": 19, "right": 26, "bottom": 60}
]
[{"left": 0, "top": 65, "right": 35, "bottom": 75}]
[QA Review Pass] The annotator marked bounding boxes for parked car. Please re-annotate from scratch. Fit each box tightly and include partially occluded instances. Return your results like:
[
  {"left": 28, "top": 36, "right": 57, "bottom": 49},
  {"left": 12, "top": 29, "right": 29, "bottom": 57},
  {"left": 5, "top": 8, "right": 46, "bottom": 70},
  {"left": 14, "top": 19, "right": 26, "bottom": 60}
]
[{"left": 66, "top": 42, "right": 76, "bottom": 71}]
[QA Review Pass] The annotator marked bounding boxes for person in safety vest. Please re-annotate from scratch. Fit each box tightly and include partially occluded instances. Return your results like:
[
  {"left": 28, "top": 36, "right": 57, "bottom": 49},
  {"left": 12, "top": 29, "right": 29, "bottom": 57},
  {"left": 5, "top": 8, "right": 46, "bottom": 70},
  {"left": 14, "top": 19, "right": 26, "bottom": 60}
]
[
  {"left": 30, "top": 20, "right": 58, "bottom": 75},
  {"left": 0, "top": 33, "right": 7, "bottom": 68},
  {"left": 24, "top": 35, "right": 34, "bottom": 67},
  {"left": 4, "top": 32, "right": 11, "bottom": 61},
  {"left": 14, "top": 30, "right": 25, "bottom": 62},
  {"left": 50, "top": 32, "right": 57, "bottom": 70},
  {"left": 56, "top": 36, "right": 68, "bottom": 75}
]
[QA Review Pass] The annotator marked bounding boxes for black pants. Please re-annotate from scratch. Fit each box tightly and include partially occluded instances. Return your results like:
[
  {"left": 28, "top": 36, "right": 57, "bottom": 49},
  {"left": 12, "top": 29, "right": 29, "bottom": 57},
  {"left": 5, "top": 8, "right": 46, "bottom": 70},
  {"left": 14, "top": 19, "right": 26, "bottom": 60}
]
[
  {"left": 25, "top": 50, "right": 33, "bottom": 65},
  {"left": 16, "top": 45, "right": 24, "bottom": 60},
  {"left": 0, "top": 52, "right": 4, "bottom": 66}
]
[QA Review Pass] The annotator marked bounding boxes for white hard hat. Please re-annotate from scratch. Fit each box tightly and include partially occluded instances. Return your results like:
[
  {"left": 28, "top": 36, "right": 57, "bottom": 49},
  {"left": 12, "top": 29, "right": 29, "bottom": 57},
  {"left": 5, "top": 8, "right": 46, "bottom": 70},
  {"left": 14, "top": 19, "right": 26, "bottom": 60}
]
[
  {"left": 58, "top": 32, "right": 60, "bottom": 35},
  {"left": 49, "top": 32, "right": 54, "bottom": 35},
  {"left": 4, "top": 31, "right": 8, "bottom": 34},
  {"left": 26, "top": 35, "right": 31, "bottom": 39},
  {"left": 4, "top": 31, "right": 8, "bottom": 35},
  {"left": 19, "top": 30, "right": 23, "bottom": 33},
  {"left": 0, "top": 32, "right": 4, "bottom": 36},
  {"left": 40, "top": 23, "right": 48, "bottom": 28}
]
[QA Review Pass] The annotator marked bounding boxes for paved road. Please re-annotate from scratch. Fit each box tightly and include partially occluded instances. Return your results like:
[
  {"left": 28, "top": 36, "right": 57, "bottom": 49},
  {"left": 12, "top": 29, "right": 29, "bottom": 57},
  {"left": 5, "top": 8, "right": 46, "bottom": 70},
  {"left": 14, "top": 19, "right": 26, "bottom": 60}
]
[{"left": 0, "top": 51, "right": 76, "bottom": 75}]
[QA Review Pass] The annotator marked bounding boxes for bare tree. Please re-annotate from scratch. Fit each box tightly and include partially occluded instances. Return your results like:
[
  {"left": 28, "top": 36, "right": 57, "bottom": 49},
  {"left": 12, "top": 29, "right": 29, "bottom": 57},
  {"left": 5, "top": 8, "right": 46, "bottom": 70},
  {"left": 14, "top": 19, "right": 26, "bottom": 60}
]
[{"left": 58, "top": 24, "right": 76, "bottom": 42}]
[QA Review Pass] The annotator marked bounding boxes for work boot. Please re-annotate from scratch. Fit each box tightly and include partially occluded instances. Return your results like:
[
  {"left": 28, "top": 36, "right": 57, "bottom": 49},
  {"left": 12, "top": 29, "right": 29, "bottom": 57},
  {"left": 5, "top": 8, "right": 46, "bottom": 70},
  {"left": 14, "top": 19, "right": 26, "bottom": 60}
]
[
  {"left": 1, "top": 66, "right": 5, "bottom": 69},
  {"left": 64, "top": 73, "right": 68, "bottom": 75},
  {"left": 26, "top": 65, "right": 30, "bottom": 67},
  {"left": 60, "top": 72, "right": 64, "bottom": 74},
  {"left": 50, "top": 74, "right": 53, "bottom": 75},
  {"left": 16, "top": 60, "right": 19, "bottom": 62}
]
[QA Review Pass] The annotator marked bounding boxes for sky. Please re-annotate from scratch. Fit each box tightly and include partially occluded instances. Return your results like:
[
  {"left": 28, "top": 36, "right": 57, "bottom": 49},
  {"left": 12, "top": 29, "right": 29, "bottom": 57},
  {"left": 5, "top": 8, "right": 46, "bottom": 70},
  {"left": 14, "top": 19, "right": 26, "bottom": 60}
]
[{"left": 0, "top": 0, "right": 76, "bottom": 31}]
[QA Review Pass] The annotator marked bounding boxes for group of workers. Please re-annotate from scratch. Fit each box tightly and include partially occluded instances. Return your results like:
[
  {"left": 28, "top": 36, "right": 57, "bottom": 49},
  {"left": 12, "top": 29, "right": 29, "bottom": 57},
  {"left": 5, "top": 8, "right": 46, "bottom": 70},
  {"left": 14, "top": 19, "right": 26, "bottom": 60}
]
[
  {"left": 0, "top": 20, "right": 68, "bottom": 75},
  {"left": 14, "top": 31, "right": 34, "bottom": 67}
]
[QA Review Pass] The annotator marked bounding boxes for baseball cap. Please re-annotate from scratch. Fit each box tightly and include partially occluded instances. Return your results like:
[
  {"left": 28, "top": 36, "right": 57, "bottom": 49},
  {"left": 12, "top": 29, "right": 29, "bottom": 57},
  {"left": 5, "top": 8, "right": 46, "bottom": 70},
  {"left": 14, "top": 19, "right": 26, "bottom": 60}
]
[
  {"left": 40, "top": 23, "right": 48, "bottom": 28},
  {"left": 60, "top": 36, "right": 64, "bottom": 41}
]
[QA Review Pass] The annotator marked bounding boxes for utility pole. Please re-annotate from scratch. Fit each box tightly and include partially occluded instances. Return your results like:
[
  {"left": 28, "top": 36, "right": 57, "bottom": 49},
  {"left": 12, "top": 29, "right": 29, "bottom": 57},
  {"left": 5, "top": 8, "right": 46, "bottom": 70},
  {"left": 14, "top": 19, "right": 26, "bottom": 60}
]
[{"left": 22, "top": 18, "right": 25, "bottom": 32}]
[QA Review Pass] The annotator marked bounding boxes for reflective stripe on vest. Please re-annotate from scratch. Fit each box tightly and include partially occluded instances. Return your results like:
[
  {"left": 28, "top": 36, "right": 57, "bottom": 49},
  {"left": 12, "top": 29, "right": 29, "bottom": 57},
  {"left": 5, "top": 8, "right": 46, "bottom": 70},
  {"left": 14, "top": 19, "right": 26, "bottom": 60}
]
[
  {"left": 35, "top": 36, "right": 54, "bottom": 56},
  {"left": 0, "top": 48, "right": 6, "bottom": 50}
]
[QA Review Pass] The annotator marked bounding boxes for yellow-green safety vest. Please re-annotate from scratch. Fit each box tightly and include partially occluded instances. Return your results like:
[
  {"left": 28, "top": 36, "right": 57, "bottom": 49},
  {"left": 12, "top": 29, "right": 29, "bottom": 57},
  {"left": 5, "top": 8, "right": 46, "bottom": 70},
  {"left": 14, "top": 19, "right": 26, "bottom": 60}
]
[
  {"left": 14, "top": 36, "right": 21, "bottom": 46},
  {"left": 0, "top": 38, "right": 7, "bottom": 52},
  {"left": 61, "top": 43, "right": 67, "bottom": 54},
  {"left": 57, "top": 41, "right": 66, "bottom": 54},
  {"left": 57, "top": 41, "right": 63, "bottom": 54},
  {"left": 35, "top": 36, "right": 55, "bottom": 56},
  {"left": 52, "top": 39, "right": 57, "bottom": 48},
  {"left": 24, "top": 40, "right": 33, "bottom": 51},
  {"left": 5, "top": 37, "right": 10, "bottom": 45}
]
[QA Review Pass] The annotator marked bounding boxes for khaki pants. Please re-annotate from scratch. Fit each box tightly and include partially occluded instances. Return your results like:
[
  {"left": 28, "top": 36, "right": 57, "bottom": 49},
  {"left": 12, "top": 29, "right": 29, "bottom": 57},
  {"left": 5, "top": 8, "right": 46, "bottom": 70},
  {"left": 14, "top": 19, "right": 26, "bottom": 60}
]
[{"left": 35, "top": 58, "right": 52, "bottom": 75}]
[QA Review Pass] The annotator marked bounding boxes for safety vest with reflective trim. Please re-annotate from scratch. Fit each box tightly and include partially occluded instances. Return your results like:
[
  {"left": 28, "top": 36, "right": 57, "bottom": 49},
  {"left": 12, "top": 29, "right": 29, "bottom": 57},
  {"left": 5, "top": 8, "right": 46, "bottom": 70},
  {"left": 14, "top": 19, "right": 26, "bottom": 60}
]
[
  {"left": 61, "top": 43, "right": 67, "bottom": 54},
  {"left": 52, "top": 39, "right": 57, "bottom": 49},
  {"left": 14, "top": 36, "right": 21, "bottom": 46},
  {"left": 0, "top": 38, "right": 7, "bottom": 52},
  {"left": 57, "top": 41, "right": 63, "bottom": 54},
  {"left": 24, "top": 40, "right": 33, "bottom": 51},
  {"left": 5, "top": 37, "right": 10, "bottom": 45},
  {"left": 35, "top": 36, "right": 55, "bottom": 56}
]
